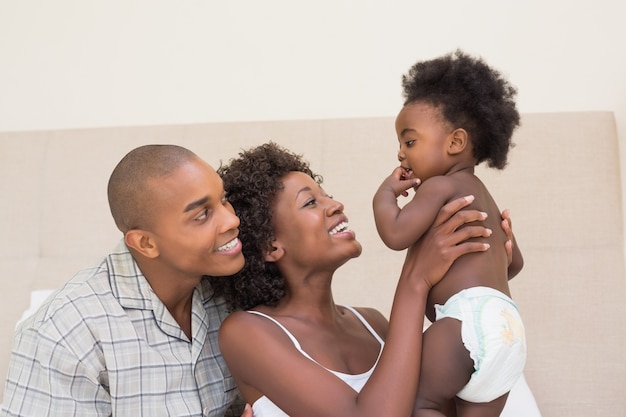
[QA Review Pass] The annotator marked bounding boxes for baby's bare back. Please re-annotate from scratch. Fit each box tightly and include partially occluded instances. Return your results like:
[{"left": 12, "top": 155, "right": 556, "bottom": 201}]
[{"left": 425, "top": 172, "right": 511, "bottom": 321}]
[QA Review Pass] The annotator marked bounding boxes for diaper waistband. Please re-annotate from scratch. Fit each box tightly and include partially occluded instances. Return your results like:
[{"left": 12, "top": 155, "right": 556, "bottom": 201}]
[
  {"left": 435, "top": 286, "right": 518, "bottom": 320},
  {"left": 453, "top": 286, "right": 515, "bottom": 304}
]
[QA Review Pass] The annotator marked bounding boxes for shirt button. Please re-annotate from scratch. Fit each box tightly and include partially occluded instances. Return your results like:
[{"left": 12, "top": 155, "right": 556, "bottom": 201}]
[{"left": 203, "top": 407, "right": 209, "bottom": 416}]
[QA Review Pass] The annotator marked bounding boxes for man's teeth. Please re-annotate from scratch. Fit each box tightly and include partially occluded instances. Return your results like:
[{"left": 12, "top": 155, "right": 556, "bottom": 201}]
[
  {"left": 329, "top": 222, "right": 348, "bottom": 235},
  {"left": 217, "top": 238, "right": 238, "bottom": 252}
]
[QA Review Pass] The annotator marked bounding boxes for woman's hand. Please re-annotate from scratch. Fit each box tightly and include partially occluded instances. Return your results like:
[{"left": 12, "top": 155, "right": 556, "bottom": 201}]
[
  {"left": 501, "top": 208, "right": 524, "bottom": 279},
  {"left": 501, "top": 209, "right": 514, "bottom": 265},
  {"left": 401, "top": 195, "right": 492, "bottom": 289},
  {"left": 239, "top": 403, "right": 252, "bottom": 417}
]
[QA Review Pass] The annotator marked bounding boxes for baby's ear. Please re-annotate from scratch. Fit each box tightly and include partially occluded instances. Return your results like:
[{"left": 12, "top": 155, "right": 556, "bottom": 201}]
[
  {"left": 448, "top": 128, "right": 469, "bottom": 155},
  {"left": 264, "top": 241, "right": 285, "bottom": 262}
]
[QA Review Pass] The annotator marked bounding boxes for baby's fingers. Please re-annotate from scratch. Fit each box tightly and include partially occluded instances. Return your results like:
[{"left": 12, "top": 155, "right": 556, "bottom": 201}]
[{"left": 398, "top": 177, "right": 421, "bottom": 197}]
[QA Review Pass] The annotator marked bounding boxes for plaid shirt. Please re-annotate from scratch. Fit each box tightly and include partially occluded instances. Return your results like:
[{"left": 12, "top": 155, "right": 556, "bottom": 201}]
[{"left": 1, "top": 240, "right": 243, "bottom": 417}]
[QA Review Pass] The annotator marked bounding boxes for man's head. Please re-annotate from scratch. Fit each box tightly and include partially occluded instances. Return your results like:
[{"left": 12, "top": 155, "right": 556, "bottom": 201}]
[
  {"left": 108, "top": 144, "right": 244, "bottom": 279},
  {"left": 108, "top": 144, "right": 197, "bottom": 233}
]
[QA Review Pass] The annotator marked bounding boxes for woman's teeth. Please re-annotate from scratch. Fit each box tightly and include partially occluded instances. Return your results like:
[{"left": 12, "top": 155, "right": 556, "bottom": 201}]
[{"left": 329, "top": 222, "right": 348, "bottom": 235}]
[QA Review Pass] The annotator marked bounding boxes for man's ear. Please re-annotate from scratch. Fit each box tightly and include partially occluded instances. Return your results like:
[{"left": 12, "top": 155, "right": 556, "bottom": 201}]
[
  {"left": 448, "top": 128, "right": 468, "bottom": 155},
  {"left": 264, "top": 240, "right": 285, "bottom": 263},
  {"left": 125, "top": 229, "right": 159, "bottom": 259}
]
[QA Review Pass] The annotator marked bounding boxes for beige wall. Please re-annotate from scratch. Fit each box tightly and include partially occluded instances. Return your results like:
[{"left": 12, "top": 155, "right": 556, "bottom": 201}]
[{"left": 1, "top": 2, "right": 625, "bottom": 229}]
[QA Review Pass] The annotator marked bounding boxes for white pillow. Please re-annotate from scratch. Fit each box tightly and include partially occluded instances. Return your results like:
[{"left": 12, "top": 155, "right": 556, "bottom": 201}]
[
  {"left": 501, "top": 374, "right": 542, "bottom": 416},
  {"left": 16, "top": 289, "right": 54, "bottom": 327}
]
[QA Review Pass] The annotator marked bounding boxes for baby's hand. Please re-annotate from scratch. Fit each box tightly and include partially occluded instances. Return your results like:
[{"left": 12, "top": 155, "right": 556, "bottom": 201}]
[
  {"left": 398, "top": 165, "right": 415, "bottom": 181},
  {"left": 383, "top": 166, "right": 421, "bottom": 198}
]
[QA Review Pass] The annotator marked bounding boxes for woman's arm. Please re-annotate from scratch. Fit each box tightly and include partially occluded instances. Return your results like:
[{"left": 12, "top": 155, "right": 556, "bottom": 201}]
[{"left": 220, "top": 195, "right": 492, "bottom": 417}]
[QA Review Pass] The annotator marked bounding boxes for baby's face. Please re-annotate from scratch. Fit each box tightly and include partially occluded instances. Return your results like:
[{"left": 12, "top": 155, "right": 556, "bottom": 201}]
[{"left": 394, "top": 101, "right": 455, "bottom": 181}]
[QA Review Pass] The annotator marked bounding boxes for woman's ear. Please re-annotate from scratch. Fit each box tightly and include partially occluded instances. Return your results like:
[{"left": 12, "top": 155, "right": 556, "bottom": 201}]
[
  {"left": 448, "top": 128, "right": 469, "bottom": 155},
  {"left": 125, "top": 229, "right": 159, "bottom": 259},
  {"left": 264, "top": 241, "right": 285, "bottom": 263}
]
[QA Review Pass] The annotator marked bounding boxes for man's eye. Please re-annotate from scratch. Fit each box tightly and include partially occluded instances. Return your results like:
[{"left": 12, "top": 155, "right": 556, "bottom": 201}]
[{"left": 196, "top": 209, "right": 209, "bottom": 221}]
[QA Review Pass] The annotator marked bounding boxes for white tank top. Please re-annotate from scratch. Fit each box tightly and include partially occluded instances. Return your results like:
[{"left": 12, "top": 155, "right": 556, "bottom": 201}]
[{"left": 247, "top": 306, "right": 385, "bottom": 417}]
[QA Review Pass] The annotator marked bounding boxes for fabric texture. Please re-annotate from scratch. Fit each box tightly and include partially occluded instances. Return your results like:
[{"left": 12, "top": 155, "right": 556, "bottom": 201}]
[
  {"left": 248, "top": 306, "right": 384, "bottom": 417},
  {"left": 0, "top": 240, "right": 241, "bottom": 417},
  {"left": 2, "top": 112, "right": 625, "bottom": 415},
  {"left": 435, "top": 286, "right": 526, "bottom": 403}
]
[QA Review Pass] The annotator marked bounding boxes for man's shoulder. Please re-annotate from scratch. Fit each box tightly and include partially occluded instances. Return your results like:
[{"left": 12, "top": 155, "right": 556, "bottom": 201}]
[{"left": 18, "top": 250, "right": 125, "bottom": 335}]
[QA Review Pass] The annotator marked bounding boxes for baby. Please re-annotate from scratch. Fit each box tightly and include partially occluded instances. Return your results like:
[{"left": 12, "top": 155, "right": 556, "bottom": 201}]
[{"left": 373, "top": 50, "right": 526, "bottom": 416}]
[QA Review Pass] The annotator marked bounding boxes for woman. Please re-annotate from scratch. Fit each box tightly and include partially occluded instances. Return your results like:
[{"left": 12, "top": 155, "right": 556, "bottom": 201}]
[{"left": 210, "top": 142, "right": 512, "bottom": 417}]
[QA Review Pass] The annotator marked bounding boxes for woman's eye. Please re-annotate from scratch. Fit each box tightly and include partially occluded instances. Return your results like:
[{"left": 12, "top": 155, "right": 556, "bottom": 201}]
[{"left": 304, "top": 198, "right": 317, "bottom": 207}]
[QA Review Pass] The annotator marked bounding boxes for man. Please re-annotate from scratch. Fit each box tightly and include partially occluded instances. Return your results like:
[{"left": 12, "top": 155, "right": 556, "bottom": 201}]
[{"left": 1, "top": 145, "right": 248, "bottom": 417}]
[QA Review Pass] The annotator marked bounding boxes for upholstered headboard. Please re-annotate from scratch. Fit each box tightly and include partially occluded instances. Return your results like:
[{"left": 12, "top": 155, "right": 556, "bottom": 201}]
[{"left": 1, "top": 112, "right": 624, "bottom": 416}]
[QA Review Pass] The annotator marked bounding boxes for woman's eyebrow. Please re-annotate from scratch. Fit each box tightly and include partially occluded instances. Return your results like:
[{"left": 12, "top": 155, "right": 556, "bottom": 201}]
[{"left": 295, "top": 186, "right": 312, "bottom": 200}]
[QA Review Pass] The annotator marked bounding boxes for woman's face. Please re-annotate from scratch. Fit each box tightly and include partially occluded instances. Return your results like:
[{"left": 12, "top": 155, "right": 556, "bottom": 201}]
[{"left": 269, "top": 171, "right": 362, "bottom": 271}]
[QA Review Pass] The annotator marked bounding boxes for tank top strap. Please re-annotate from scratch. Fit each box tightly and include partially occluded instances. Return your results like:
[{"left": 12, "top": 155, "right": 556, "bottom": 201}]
[
  {"left": 341, "top": 305, "right": 385, "bottom": 345},
  {"left": 246, "top": 310, "right": 316, "bottom": 361},
  {"left": 248, "top": 307, "right": 383, "bottom": 349}
]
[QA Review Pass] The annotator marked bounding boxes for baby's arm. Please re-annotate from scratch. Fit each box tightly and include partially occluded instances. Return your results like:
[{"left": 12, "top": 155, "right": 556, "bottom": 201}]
[{"left": 373, "top": 168, "right": 455, "bottom": 250}]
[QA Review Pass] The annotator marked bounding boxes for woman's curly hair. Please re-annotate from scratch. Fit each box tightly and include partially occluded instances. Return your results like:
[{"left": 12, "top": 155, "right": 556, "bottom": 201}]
[
  {"left": 208, "top": 142, "right": 322, "bottom": 311},
  {"left": 401, "top": 49, "right": 520, "bottom": 169}
]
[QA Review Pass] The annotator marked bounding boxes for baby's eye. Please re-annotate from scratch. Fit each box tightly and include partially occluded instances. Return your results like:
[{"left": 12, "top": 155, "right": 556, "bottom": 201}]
[{"left": 406, "top": 140, "right": 415, "bottom": 147}]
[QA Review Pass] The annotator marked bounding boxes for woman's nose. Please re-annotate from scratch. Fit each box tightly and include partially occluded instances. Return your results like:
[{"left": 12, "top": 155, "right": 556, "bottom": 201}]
[{"left": 326, "top": 197, "right": 344, "bottom": 216}]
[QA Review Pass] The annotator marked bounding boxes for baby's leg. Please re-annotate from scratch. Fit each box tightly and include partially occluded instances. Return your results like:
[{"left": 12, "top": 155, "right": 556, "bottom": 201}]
[
  {"left": 456, "top": 393, "right": 508, "bottom": 417},
  {"left": 413, "top": 317, "right": 474, "bottom": 417}
]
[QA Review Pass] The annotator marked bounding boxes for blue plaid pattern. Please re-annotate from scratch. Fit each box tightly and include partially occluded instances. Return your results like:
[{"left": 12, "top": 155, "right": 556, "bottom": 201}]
[{"left": 1, "top": 240, "right": 242, "bottom": 417}]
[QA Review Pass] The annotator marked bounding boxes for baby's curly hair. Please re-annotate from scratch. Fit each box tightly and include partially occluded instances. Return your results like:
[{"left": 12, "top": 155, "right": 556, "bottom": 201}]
[
  {"left": 401, "top": 49, "right": 520, "bottom": 169},
  {"left": 208, "top": 142, "right": 322, "bottom": 311}
]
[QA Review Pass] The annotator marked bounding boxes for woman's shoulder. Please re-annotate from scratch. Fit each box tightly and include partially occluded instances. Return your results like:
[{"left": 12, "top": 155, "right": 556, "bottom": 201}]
[
  {"left": 221, "top": 309, "right": 265, "bottom": 331},
  {"left": 350, "top": 307, "right": 389, "bottom": 339},
  {"left": 220, "top": 309, "right": 290, "bottom": 343}
]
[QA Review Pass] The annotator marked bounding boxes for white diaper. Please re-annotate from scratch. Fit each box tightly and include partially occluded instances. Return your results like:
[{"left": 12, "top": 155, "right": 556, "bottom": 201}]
[{"left": 435, "top": 286, "right": 526, "bottom": 403}]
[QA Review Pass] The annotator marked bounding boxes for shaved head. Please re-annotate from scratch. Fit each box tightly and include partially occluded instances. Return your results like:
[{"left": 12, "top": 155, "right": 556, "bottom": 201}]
[{"left": 108, "top": 144, "right": 198, "bottom": 233}]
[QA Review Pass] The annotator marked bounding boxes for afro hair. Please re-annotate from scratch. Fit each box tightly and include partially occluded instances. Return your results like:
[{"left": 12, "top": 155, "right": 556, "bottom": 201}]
[
  {"left": 208, "top": 142, "right": 322, "bottom": 311},
  {"left": 401, "top": 49, "right": 520, "bottom": 169}
]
